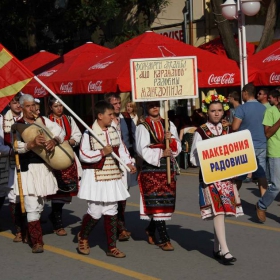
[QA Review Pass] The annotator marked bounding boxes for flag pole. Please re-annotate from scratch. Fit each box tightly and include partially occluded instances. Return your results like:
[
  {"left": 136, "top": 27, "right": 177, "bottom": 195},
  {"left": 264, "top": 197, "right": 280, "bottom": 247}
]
[
  {"left": 164, "top": 100, "right": 171, "bottom": 185},
  {"left": 33, "top": 76, "right": 130, "bottom": 172}
]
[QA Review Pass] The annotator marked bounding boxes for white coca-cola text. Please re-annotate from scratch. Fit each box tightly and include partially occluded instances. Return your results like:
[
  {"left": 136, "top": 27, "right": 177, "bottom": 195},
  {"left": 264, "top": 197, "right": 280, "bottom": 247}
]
[
  {"left": 88, "top": 81, "right": 102, "bottom": 92},
  {"left": 269, "top": 72, "right": 280, "bottom": 83},
  {"left": 88, "top": 61, "right": 113, "bottom": 70},
  {"left": 34, "top": 86, "right": 47, "bottom": 96},
  {"left": 208, "top": 73, "right": 235, "bottom": 85},
  {"left": 60, "top": 82, "right": 73, "bottom": 93},
  {"left": 263, "top": 54, "right": 280, "bottom": 63},
  {"left": 38, "top": 70, "right": 57, "bottom": 77}
]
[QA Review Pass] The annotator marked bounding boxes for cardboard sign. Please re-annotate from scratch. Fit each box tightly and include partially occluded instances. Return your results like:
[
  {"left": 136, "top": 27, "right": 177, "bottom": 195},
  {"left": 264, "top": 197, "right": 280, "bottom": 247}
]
[
  {"left": 196, "top": 130, "right": 257, "bottom": 184},
  {"left": 130, "top": 56, "right": 198, "bottom": 102}
]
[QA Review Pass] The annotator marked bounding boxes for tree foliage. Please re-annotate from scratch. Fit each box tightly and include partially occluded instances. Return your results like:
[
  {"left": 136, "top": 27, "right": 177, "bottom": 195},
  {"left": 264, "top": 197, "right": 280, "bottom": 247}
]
[
  {"left": 0, "top": 0, "right": 169, "bottom": 59},
  {"left": 210, "top": 0, "right": 280, "bottom": 61},
  {"left": 256, "top": 0, "right": 280, "bottom": 52}
]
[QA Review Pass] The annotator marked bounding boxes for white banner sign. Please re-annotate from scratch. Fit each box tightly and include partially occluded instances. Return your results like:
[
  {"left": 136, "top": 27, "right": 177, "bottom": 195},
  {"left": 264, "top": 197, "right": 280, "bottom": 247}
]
[{"left": 130, "top": 56, "right": 198, "bottom": 102}]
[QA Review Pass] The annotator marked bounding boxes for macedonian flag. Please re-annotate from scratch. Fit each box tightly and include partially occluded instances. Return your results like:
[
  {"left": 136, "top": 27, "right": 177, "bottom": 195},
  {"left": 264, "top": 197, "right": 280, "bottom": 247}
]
[{"left": 0, "top": 44, "right": 34, "bottom": 112}]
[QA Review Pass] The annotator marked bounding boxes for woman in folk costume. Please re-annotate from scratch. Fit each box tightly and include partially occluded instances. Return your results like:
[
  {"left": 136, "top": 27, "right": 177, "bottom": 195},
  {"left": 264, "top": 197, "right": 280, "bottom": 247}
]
[
  {"left": 190, "top": 94, "right": 243, "bottom": 265},
  {"left": 77, "top": 100, "right": 135, "bottom": 258},
  {"left": 136, "top": 101, "right": 181, "bottom": 251},
  {"left": 47, "top": 96, "right": 82, "bottom": 236}
]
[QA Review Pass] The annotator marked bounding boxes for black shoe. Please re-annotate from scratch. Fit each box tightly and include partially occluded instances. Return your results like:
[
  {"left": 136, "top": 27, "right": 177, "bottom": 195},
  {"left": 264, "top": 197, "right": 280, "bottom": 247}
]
[
  {"left": 221, "top": 252, "right": 237, "bottom": 264},
  {"left": 213, "top": 250, "right": 222, "bottom": 260}
]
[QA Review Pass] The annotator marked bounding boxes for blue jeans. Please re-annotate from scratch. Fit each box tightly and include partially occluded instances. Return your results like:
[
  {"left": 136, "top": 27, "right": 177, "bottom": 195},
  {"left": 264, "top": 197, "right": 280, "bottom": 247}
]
[
  {"left": 238, "top": 148, "right": 267, "bottom": 180},
  {"left": 258, "top": 157, "right": 280, "bottom": 210}
]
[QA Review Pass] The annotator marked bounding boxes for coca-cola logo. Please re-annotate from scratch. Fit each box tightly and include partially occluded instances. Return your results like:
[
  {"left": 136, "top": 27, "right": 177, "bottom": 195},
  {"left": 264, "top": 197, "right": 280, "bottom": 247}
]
[
  {"left": 269, "top": 72, "right": 280, "bottom": 83},
  {"left": 34, "top": 86, "right": 47, "bottom": 96},
  {"left": 263, "top": 50, "right": 280, "bottom": 63},
  {"left": 38, "top": 70, "right": 57, "bottom": 77},
  {"left": 88, "top": 61, "right": 113, "bottom": 70},
  {"left": 88, "top": 81, "right": 102, "bottom": 92},
  {"left": 60, "top": 82, "right": 73, "bottom": 93},
  {"left": 208, "top": 73, "right": 235, "bottom": 85}
]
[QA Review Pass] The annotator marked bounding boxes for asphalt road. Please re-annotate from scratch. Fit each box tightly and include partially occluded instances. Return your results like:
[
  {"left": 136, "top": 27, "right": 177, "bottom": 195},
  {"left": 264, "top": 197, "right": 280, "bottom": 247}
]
[{"left": 0, "top": 168, "right": 279, "bottom": 280}]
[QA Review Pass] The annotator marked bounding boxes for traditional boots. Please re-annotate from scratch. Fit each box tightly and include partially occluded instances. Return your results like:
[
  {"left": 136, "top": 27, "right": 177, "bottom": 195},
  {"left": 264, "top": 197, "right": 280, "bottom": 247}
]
[
  {"left": 9, "top": 202, "right": 28, "bottom": 243},
  {"left": 155, "top": 220, "right": 174, "bottom": 251},
  {"left": 28, "top": 220, "right": 44, "bottom": 253},
  {"left": 49, "top": 202, "right": 67, "bottom": 236},
  {"left": 104, "top": 215, "right": 126, "bottom": 258},
  {"left": 77, "top": 213, "right": 99, "bottom": 255},
  {"left": 117, "top": 200, "right": 130, "bottom": 241},
  {"left": 145, "top": 218, "right": 157, "bottom": 245}
]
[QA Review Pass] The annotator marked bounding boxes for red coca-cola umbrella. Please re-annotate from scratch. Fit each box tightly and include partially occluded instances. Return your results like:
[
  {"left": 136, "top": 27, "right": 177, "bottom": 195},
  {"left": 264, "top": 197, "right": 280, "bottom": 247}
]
[
  {"left": 46, "top": 31, "right": 257, "bottom": 94},
  {"left": 21, "top": 50, "right": 59, "bottom": 72},
  {"left": 250, "top": 40, "right": 280, "bottom": 86},
  {"left": 22, "top": 42, "right": 110, "bottom": 97},
  {"left": 199, "top": 36, "right": 256, "bottom": 57}
]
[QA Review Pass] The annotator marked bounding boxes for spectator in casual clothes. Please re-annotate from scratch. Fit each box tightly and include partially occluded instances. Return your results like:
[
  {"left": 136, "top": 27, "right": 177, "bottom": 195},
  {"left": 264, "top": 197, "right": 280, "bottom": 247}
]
[
  {"left": 257, "top": 88, "right": 271, "bottom": 109},
  {"left": 268, "top": 89, "right": 279, "bottom": 106},
  {"left": 256, "top": 90, "right": 280, "bottom": 222},
  {"left": 232, "top": 83, "right": 268, "bottom": 197},
  {"left": 227, "top": 91, "right": 241, "bottom": 125}
]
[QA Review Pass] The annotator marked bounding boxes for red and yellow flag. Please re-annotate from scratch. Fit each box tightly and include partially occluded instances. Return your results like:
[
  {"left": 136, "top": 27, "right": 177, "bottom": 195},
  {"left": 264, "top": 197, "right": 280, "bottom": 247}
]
[{"left": 0, "top": 44, "right": 34, "bottom": 112}]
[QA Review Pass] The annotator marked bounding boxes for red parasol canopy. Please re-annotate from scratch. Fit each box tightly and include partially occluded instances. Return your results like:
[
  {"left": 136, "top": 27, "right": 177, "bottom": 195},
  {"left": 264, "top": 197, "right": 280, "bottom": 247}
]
[
  {"left": 21, "top": 50, "right": 59, "bottom": 72},
  {"left": 45, "top": 31, "right": 257, "bottom": 94},
  {"left": 22, "top": 42, "right": 110, "bottom": 97},
  {"left": 199, "top": 36, "right": 256, "bottom": 57},
  {"left": 249, "top": 40, "right": 280, "bottom": 86}
]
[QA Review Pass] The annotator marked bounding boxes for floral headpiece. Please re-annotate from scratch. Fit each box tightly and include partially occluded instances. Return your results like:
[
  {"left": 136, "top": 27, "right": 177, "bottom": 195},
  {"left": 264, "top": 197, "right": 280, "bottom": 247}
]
[{"left": 201, "top": 93, "right": 230, "bottom": 113}]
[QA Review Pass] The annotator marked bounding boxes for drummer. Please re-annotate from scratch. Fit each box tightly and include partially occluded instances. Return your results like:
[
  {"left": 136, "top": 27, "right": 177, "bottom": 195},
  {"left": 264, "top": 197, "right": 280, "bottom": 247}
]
[
  {"left": 47, "top": 96, "right": 82, "bottom": 236},
  {"left": 12, "top": 94, "right": 65, "bottom": 253}
]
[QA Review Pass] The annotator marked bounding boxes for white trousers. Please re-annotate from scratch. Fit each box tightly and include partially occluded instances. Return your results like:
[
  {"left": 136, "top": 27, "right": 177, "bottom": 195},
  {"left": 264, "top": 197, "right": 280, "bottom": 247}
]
[
  {"left": 87, "top": 201, "right": 118, "bottom": 219},
  {"left": 24, "top": 195, "right": 45, "bottom": 222},
  {"left": 0, "top": 188, "right": 19, "bottom": 204}
]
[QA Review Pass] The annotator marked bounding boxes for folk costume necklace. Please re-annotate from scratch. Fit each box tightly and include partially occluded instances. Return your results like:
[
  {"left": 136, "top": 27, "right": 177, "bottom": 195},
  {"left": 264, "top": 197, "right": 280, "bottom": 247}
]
[{"left": 200, "top": 122, "right": 228, "bottom": 138}]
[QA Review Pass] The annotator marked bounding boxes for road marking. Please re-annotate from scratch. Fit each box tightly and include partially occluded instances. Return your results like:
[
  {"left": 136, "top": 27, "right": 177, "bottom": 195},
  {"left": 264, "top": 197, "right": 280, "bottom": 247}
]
[
  {"left": 0, "top": 231, "right": 160, "bottom": 280},
  {"left": 127, "top": 203, "right": 280, "bottom": 232}
]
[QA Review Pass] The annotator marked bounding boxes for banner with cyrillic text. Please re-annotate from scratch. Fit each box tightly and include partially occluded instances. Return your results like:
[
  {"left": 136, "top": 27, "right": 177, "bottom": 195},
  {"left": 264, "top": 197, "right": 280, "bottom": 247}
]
[
  {"left": 130, "top": 56, "right": 198, "bottom": 102},
  {"left": 196, "top": 130, "right": 257, "bottom": 184}
]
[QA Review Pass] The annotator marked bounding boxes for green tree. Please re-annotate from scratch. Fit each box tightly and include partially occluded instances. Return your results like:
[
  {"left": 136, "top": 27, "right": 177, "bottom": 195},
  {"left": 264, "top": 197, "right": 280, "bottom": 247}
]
[{"left": 0, "top": 0, "right": 169, "bottom": 59}]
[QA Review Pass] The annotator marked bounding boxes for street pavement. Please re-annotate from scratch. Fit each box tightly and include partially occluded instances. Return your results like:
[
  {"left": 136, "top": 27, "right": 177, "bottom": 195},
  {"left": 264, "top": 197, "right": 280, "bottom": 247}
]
[{"left": 0, "top": 167, "right": 279, "bottom": 280}]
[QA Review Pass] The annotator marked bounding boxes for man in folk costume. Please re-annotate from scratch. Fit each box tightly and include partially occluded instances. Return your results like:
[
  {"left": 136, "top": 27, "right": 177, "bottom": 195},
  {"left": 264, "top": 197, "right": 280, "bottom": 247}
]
[
  {"left": 12, "top": 94, "right": 65, "bottom": 253},
  {"left": 0, "top": 114, "right": 13, "bottom": 212},
  {"left": 105, "top": 93, "right": 137, "bottom": 241},
  {"left": 77, "top": 101, "right": 136, "bottom": 258},
  {"left": 3, "top": 93, "right": 27, "bottom": 242},
  {"left": 136, "top": 101, "right": 181, "bottom": 251},
  {"left": 47, "top": 96, "right": 82, "bottom": 236}
]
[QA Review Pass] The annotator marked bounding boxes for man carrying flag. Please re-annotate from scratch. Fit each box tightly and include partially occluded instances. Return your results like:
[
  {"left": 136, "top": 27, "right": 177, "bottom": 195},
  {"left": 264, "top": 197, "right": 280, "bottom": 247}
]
[
  {"left": 0, "top": 114, "right": 12, "bottom": 212},
  {"left": 2, "top": 92, "right": 28, "bottom": 242},
  {"left": 0, "top": 44, "right": 34, "bottom": 240}
]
